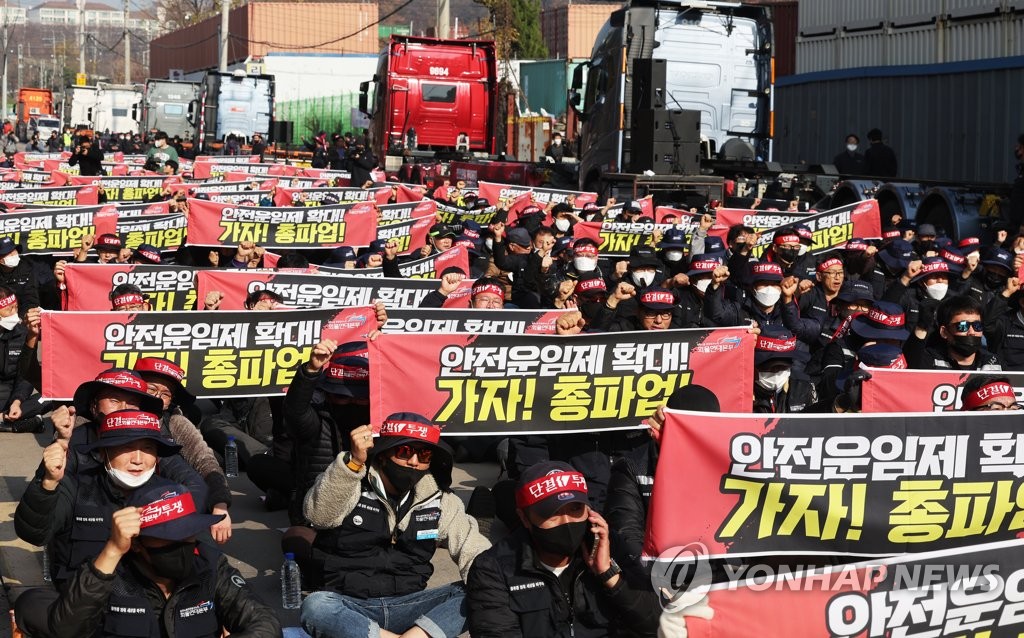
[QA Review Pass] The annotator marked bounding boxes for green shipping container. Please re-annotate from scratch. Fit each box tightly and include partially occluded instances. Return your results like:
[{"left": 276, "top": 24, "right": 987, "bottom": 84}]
[{"left": 519, "top": 60, "right": 569, "bottom": 118}]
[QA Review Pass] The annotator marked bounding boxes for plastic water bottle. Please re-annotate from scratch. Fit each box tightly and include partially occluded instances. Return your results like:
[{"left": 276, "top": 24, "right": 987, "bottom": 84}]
[
  {"left": 281, "top": 552, "right": 302, "bottom": 609},
  {"left": 41, "top": 544, "right": 51, "bottom": 582},
  {"left": 224, "top": 436, "right": 239, "bottom": 478}
]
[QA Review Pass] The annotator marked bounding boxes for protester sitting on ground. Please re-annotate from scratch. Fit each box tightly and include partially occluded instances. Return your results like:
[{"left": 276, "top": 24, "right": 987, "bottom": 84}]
[
  {"left": 466, "top": 460, "right": 661, "bottom": 637},
  {"left": 13, "top": 410, "right": 191, "bottom": 635},
  {"left": 958, "top": 374, "right": 1021, "bottom": 410},
  {"left": 420, "top": 273, "right": 507, "bottom": 309},
  {"left": 300, "top": 412, "right": 491, "bottom": 638},
  {"left": 41, "top": 482, "right": 280, "bottom": 637}
]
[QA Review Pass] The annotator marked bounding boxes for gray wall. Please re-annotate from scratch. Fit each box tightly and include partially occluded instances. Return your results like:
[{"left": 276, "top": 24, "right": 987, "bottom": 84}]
[{"left": 773, "top": 61, "right": 1024, "bottom": 184}]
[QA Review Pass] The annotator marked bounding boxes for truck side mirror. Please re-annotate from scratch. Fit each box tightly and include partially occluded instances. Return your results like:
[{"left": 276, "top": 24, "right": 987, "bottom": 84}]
[
  {"left": 188, "top": 100, "right": 199, "bottom": 125},
  {"left": 570, "top": 63, "right": 586, "bottom": 90},
  {"left": 358, "top": 81, "right": 370, "bottom": 115}
]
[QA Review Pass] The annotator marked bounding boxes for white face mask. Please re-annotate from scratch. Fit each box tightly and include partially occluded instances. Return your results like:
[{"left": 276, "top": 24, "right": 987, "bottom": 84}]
[
  {"left": 485, "top": 238, "right": 494, "bottom": 251},
  {"left": 105, "top": 464, "right": 155, "bottom": 490},
  {"left": 924, "top": 282, "right": 949, "bottom": 300},
  {"left": 756, "top": 369, "right": 791, "bottom": 392},
  {"left": 694, "top": 278, "right": 712, "bottom": 294},
  {"left": 967, "top": 251, "right": 980, "bottom": 261},
  {"left": 2, "top": 253, "right": 19, "bottom": 268},
  {"left": 846, "top": 144, "right": 858, "bottom": 153},
  {"left": 574, "top": 256, "right": 597, "bottom": 272},
  {"left": 554, "top": 218, "right": 571, "bottom": 232},
  {"left": 632, "top": 270, "right": 655, "bottom": 288},
  {"left": 753, "top": 286, "right": 782, "bottom": 307},
  {"left": 665, "top": 250, "right": 684, "bottom": 262},
  {"left": 155, "top": 139, "right": 167, "bottom": 148},
  {"left": 0, "top": 314, "right": 19, "bottom": 331},
  {"left": 798, "top": 245, "right": 809, "bottom": 256}
]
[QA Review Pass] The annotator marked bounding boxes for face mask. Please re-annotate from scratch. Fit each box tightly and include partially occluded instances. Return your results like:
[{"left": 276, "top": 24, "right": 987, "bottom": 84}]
[
  {"left": 776, "top": 247, "right": 800, "bottom": 263},
  {"left": 574, "top": 257, "right": 597, "bottom": 272},
  {"left": 665, "top": 250, "right": 684, "bottom": 262},
  {"left": 924, "top": 282, "right": 949, "bottom": 300},
  {"left": 949, "top": 334, "right": 982, "bottom": 357},
  {"left": 756, "top": 369, "right": 791, "bottom": 393},
  {"left": 485, "top": 238, "right": 494, "bottom": 251},
  {"left": 155, "top": 140, "right": 166, "bottom": 148},
  {"left": 2, "top": 253, "right": 19, "bottom": 268},
  {"left": 753, "top": 286, "right": 782, "bottom": 307},
  {"left": 984, "top": 272, "right": 1008, "bottom": 291},
  {"left": 632, "top": 271, "right": 655, "bottom": 288},
  {"left": 529, "top": 520, "right": 588, "bottom": 557},
  {"left": 554, "top": 218, "right": 571, "bottom": 232},
  {"left": 846, "top": 144, "right": 858, "bottom": 153},
  {"left": 381, "top": 458, "right": 428, "bottom": 494},
  {"left": 917, "top": 240, "right": 935, "bottom": 254},
  {"left": 105, "top": 465, "right": 155, "bottom": 490},
  {"left": 0, "top": 314, "right": 19, "bottom": 331},
  {"left": 694, "top": 278, "right": 712, "bottom": 295},
  {"left": 143, "top": 541, "right": 196, "bottom": 581}
]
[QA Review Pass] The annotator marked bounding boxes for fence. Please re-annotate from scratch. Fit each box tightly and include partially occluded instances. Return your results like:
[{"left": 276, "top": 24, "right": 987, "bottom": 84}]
[{"left": 275, "top": 92, "right": 362, "bottom": 146}]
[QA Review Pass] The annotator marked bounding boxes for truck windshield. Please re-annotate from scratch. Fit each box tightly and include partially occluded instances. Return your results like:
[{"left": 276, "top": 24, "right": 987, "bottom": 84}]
[
  {"left": 163, "top": 104, "right": 185, "bottom": 116},
  {"left": 39, "top": 119, "right": 59, "bottom": 127},
  {"left": 422, "top": 84, "right": 456, "bottom": 103}
]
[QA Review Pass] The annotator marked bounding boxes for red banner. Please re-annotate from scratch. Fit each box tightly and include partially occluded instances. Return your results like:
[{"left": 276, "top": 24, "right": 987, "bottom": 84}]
[
  {"left": 195, "top": 269, "right": 474, "bottom": 311},
  {"left": 40, "top": 306, "right": 379, "bottom": 399},
  {"left": 368, "top": 328, "right": 754, "bottom": 435},
  {"left": 0, "top": 206, "right": 117, "bottom": 254},
  {"left": 272, "top": 186, "right": 391, "bottom": 207},
  {"left": 861, "top": 368, "right": 1024, "bottom": 412},
  {"left": 191, "top": 161, "right": 298, "bottom": 180},
  {"left": 476, "top": 181, "right": 597, "bottom": 210},
  {"left": 0, "top": 184, "right": 99, "bottom": 207},
  {"left": 64, "top": 263, "right": 197, "bottom": 311},
  {"left": 185, "top": 198, "right": 379, "bottom": 248},
  {"left": 68, "top": 175, "right": 182, "bottom": 202}
]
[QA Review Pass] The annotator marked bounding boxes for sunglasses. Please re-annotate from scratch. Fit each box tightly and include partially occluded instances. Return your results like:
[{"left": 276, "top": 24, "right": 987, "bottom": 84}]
[
  {"left": 950, "top": 320, "right": 984, "bottom": 333},
  {"left": 393, "top": 444, "right": 433, "bottom": 463}
]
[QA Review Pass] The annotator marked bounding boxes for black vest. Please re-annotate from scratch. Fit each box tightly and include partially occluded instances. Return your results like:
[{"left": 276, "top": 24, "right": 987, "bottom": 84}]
[
  {"left": 100, "top": 545, "right": 221, "bottom": 637},
  {"left": 56, "top": 471, "right": 127, "bottom": 582},
  {"left": 312, "top": 477, "right": 443, "bottom": 598}
]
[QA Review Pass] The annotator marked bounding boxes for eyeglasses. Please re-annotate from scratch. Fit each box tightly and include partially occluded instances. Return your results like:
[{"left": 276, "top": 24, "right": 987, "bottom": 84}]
[
  {"left": 821, "top": 270, "right": 845, "bottom": 278},
  {"left": 393, "top": 444, "right": 433, "bottom": 463},
  {"left": 642, "top": 309, "right": 673, "bottom": 319},
  {"left": 974, "top": 402, "right": 1022, "bottom": 411},
  {"left": 950, "top": 320, "right": 984, "bottom": 333}
]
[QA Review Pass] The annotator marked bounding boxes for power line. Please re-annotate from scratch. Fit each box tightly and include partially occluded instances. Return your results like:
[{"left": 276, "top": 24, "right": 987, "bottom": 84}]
[
  {"left": 149, "top": 30, "right": 219, "bottom": 50},
  {"left": 227, "top": 0, "right": 417, "bottom": 51}
]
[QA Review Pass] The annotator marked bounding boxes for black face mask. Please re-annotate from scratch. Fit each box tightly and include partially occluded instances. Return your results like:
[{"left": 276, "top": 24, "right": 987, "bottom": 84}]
[
  {"left": 579, "top": 300, "right": 604, "bottom": 321},
  {"left": 984, "top": 272, "right": 1008, "bottom": 291},
  {"left": 776, "top": 247, "right": 800, "bottom": 263},
  {"left": 529, "top": 520, "right": 589, "bottom": 557},
  {"left": 381, "top": 458, "right": 428, "bottom": 494},
  {"left": 328, "top": 402, "right": 371, "bottom": 431},
  {"left": 916, "top": 240, "right": 936, "bottom": 254},
  {"left": 143, "top": 541, "right": 196, "bottom": 581},
  {"left": 949, "top": 334, "right": 982, "bottom": 357}
]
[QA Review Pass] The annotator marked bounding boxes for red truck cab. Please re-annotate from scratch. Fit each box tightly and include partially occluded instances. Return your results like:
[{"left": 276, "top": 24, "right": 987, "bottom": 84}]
[{"left": 360, "top": 35, "right": 497, "bottom": 168}]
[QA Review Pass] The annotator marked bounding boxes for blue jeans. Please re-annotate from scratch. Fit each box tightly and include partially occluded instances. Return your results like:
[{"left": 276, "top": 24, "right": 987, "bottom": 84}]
[{"left": 300, "top": 582, "right": 468, "bottom": 638}]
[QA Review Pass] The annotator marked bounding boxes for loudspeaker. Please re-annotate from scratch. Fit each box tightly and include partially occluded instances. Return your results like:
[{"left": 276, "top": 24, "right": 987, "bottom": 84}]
[
  {"left": 271, "top": 120, "right": 293, "bottom": 144},
  {"left": 632, "top": 58, "right": 666, "bottom": 110},
  {"left": 632, "top": 141, "right": 702, "bottom": 175},
  {"left": 632, "top": 108, "right": 701, "bottom": 147}
]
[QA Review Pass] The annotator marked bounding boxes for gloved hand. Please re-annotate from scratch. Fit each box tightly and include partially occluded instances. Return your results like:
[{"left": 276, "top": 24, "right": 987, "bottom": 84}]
[
  {"left": 835, "top": 369, "right": 873, "bottom": 413},
  {"left": 658, "top": 592, "right": 714, "bottom": 638}
]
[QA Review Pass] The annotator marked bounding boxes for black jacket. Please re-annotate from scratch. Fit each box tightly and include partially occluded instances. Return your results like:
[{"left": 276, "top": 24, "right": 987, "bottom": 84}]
[
  {"left": 0, "top": 258, "right": 41, "bottom": 311},
  {"left": 68, "top": 145, "right": 105, "bottom": 176},
  {"left": 984, "top": 294, "right": 1024, "bottom": 370},
  {"left": 283, "top": 364, "right": 354, "bottom": 526},
  {"left": 0, "top": 321, "right": 32, "bottom": 408},
  {"left": 864, "top": 142, "right": 898, "bottom": 178},
  {"left": 46, "top": 543, "right": 280, "bottom": 638},
  {"left": 466, "top": 528, "right": 661, "bottom": 638}
]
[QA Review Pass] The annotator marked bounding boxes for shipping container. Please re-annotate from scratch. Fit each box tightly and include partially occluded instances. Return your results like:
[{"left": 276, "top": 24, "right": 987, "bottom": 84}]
[
  {"left": 150, "top": 2, "right": 379, "bottom": 79},
  {"left": 541, "top": 3, "right": 623, "bottom": 59},
  {"left": 773, "top": 58, "right": 1024, "bottom": 184},
  {"left": 519, "top": 60, "right": 568, "bottom": 117}
]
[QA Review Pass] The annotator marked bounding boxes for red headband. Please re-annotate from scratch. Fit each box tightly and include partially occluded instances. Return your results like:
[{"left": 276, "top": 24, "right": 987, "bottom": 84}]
[
  {"left": 640, "top": 290, "right": 674, "bottom": 306},
  {"left": 845, "top": 240, "right": 869, "bottom": 251},
  {"left": 575, "top": 278, "right": 606, "bottom": 294},
  {"left": 941, "top": 250, "right": 965, "bottom": 265},
  {"left": 95, "top": 371, "right": 146, "bottom": 392},
  {"left": 752, "top": 263, "right": 783, "bottom": 277},
  {"left": 867, "top": 308, "right": 905, "bottom": 327},
  {"left": 817, "top": 257, "right": 844, "bottom": 273},
  {"left": 963, "top": 382, "right": 1016, "bottom": 410},
  {"left": 918, "top": 261, "right": 950, "bottom": 276},
  {"left": 472, "top": 283, "right": 505, "bottom": 300},
  {"left": 690, "top": 259, "right": 720, "bottom": 272},
  {"left": 327, "top": 362, "right": 369, "bottom": 382},
  {"left": 379, "top": 419, "right": 441, "bottom": 444},
  {"left": 135, "top": 358, "right": 184, "bottom": 382},
  {"left": 139, "top": 493, "right": 198, "bottom": 529},
  {"left": 515, "top": 470, "right": 588, "bottom": 509},
  {"left": 96, "top": 235, "right": 121, "bottom": 248},
  {"left": 0, "top": 294, "right": 16, "bottom": 310},
  {"left": 756, "top": 335, "right": 796, "bottom": 353},
  {"left": 773, "top": 234, "right": 801, "bottom": 246},
  {"left": 101, "top": 410, "right": 160, "bottom": 433},
  {"left": 113, "top": 293, "right": 145, "bottom": 308},
  {"left": 137, "top": 248, "right": 161, "bottom": 262},
  {"left": 574, "top": 243, "right": 598, "bottom": 257},
  {"left": 883, "top": 229, "right": 901, "bottom": 239}
]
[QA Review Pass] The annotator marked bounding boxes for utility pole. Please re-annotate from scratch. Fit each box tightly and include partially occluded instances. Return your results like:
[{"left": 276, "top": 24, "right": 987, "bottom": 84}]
[
  {"left": 77, "top": 0, "right": 84, "bottom": 76},
  {"left": 218, "top": 0, "right": 228, "bottom": 72},
  {"left": 437, "top": 0, "right": 450, "bottom": 39},
  {"left": 122, "top": 0, "right": 129, "bottom": 83}
]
